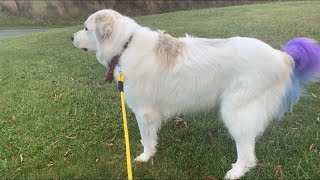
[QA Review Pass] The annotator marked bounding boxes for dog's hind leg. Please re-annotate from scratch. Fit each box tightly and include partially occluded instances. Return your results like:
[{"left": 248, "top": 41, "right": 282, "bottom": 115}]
[
  {"left": 220, "top": 91, "right": 276, "bottom": 179},
  {"left": 134, "top": 110, "right": 162, "bottom": 162}
]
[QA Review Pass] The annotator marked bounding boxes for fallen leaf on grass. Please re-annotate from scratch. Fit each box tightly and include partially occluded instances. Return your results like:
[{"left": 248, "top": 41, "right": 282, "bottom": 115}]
[
  {"left": 310, "top": 92, "right": 318, "bottom": 98},
  {"left": 317, "top": 117, "right": 320, "bottom": 123},
  {"left": 96, "top": 158, "right": 99, "bottom": 162},
  {"left": 53, "top": 94, "right": 58, "bottom": 101},
  {"left": 257, "top": 163, "right": 267, "bottom": 168},
  {"left": 65, "top": 136, "right": 79, "bottom": 139},
  {"left": 20, "top": 154, "right": 24, "bottom": 163},
  {"left": 274, "top": 165, "right": 284, "bottom": 180},
  {"left": 106, "top": 143, "right": 114, "bottom": 147},
  {"left": 52, "top": 140, "right": 59, "bottom": 146},
  {"left": 11, "top": 115, "right": 16, "bottom": 120},
  {"left": 118, "top": 108, "right": 123, "bottom": 116},
  {"left": 7, "top": 141, "right": 14, "bottom": 147},
  {"left": 309, "top": 144, "right": 316, "bottom": 151},
  {"left": 96, "top": 83, "right": 102, "bottom": 88},
  {"left": 173, "top": 117, "right": 187, "bottom": 128},
  {"left": 269, "top": 140, "right": 275, "bottom": 145},
  {"left": 204, "top": 176, "right": 218, "bottom": 180},
  {"left": 64, "top": 149, "right": 70, "bottom": 157},
  {"left": 47, "top": 163, "right": 54, "bottom": 167},
  {"left": 110, "top": 134, "right": 117, "bottom": 142},
  {"left": 51, "top": 80, "right": 60, "bottom": 86}
]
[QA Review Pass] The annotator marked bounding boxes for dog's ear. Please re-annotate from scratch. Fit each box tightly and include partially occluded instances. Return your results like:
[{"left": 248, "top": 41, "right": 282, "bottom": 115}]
[{"left": 95, "top": 14, "right": 114, "bottom": 41}]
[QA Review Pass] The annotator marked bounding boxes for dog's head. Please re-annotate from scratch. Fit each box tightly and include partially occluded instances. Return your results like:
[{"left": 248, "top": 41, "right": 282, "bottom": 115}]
[
  {"left": 72, "top": 9, "right": 141, "bottom": 67},
  {"left": 71, "top": 9, "right": 122, "bottom": 52}
]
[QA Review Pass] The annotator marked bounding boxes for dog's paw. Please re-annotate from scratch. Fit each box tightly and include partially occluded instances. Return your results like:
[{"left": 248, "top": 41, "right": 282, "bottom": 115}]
[
  {"left": 224, "top": 168, "right": 244, "bottom": 179},
  {"left": 225, "top": 160, "right": 256, "bottom": 179},
  {"left": 224, "top": 166, "right": 245, "bottom": 180},
  {"left": 134, "top": 153, "right": 151, "bottom": 162}
]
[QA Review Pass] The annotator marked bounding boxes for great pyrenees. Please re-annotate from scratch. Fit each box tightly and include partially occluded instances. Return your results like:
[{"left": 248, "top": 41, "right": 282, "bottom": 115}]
[{"left": 71, "top": 9, "right": 320, "bottom": 179}]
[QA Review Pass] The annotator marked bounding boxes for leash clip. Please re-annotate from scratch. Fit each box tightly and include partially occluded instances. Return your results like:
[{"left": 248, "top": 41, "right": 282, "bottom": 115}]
[{"left": 118, "top": 73, "right": 124, "bottom": 92}]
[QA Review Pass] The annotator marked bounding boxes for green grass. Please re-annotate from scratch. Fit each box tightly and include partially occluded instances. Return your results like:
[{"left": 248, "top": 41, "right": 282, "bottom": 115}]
[
  {"left": 0, "top": 16, "right": 43, "bottom": 30},
  {"left": 1, "top": 1, "right": 320, "bottom": 179},
  {"left": 0, "top": 1, "right": 47, "bottom": 30},
  {"left": 0, "top": 15, "right": 72, "bottom": 30},
  {"left": 0, "top": 0, "right": 80, "bottom": 30}
]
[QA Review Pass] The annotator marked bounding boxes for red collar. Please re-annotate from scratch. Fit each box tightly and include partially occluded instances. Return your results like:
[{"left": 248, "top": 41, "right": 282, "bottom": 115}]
[
  {"left": 105, "top": 35, "right": 133, "bottom": 83},
  {"left": 106, "top": 56, "right": 119, "bottom": 83}
]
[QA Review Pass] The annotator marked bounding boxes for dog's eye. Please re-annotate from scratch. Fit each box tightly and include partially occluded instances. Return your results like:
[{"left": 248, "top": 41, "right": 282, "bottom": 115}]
[{"left": 85, "top": 27, "right": 88, "bottom": 31}]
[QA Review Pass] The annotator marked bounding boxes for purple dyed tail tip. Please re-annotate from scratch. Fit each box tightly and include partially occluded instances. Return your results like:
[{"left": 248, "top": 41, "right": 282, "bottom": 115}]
[{"left": 282, "top": 37, "right": 320, "bottom": 83}]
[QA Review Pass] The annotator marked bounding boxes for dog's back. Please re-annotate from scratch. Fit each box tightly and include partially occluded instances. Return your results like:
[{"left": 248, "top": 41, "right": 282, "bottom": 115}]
[{"left": 125, "top": 35, "right": 292, "bottom": 119}]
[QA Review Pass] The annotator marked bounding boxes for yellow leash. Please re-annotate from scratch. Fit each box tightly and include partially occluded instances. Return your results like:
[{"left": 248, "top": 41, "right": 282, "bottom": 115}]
[{"left": 118, "top": 73, "right": 133, "bottom": 180}]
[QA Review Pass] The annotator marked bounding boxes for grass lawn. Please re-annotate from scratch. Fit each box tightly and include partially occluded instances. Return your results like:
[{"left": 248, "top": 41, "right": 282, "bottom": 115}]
[
  {"left": 0, "top": 1, "right": 78, "bottom": 30},
  {"left": 0, "top": 15, "right": 72, "bottom": 30},
  {"left": 0, "top": 16, "right": 43, "bottom": 30},
  {"left": 1, "top": 1, "right": 320, "bottom": 179}
]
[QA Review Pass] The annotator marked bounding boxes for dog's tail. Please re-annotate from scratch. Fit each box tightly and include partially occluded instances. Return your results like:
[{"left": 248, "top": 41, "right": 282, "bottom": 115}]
[
  {"left": 278, "top": 38, "right": 320, "bottom": 118},
  {"left": 282, "top": 38, "right": 320, "bottom": 83}
]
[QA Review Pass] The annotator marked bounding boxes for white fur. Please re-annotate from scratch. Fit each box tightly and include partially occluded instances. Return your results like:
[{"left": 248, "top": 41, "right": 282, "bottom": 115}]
[{"left": 72, "top": 9, "right": 293, "bottom": 179}]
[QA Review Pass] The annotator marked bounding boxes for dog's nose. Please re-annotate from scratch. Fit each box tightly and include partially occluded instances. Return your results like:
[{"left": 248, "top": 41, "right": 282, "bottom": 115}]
[{"left": 71, "top": 35, "right": 74, "bottom": 41}]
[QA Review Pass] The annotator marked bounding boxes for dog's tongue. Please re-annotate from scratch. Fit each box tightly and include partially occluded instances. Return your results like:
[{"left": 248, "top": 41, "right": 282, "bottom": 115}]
[{"left": 106, "top": 56, "right": 119, "bottom": 83}]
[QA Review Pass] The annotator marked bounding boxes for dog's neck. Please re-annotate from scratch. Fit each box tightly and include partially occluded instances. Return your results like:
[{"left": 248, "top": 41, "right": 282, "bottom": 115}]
[{"left": 105, "top": 35, "right": 134, "bottom": 83}]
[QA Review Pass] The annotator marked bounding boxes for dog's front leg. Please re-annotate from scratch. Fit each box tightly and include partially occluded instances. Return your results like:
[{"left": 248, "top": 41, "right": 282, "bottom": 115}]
[{"left": 134, "top": 110, "right": 162, "bottom": 162}]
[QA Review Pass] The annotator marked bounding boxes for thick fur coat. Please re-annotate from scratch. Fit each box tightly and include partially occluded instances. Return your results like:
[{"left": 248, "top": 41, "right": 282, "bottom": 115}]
[{"left": 72, "top": 9, "right": 320, "bottom": 179}]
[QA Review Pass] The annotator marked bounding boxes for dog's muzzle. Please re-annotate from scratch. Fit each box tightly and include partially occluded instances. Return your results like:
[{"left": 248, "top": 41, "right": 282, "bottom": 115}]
[{"left": 71, "top": 34, "right": 88, "bottom": 51}]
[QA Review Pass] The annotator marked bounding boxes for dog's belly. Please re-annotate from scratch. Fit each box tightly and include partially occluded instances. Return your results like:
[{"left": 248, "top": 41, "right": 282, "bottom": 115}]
[
  {"left": 159, "top": 79, "right": 223, "bottom": 115},
  {"left": 124, "top": 73, "right": 227, "bottom": 118}
]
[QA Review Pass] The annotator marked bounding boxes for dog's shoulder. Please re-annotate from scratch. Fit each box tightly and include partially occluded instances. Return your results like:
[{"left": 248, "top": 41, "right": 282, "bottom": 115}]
[{"left": 155, "top": 31, "right": 186, "bottom": 69}]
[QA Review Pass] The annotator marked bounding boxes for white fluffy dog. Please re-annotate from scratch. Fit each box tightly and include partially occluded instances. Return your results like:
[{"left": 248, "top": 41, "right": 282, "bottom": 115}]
[{"left": 72, "top": 9, "right": 320, "bottom": 179}]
